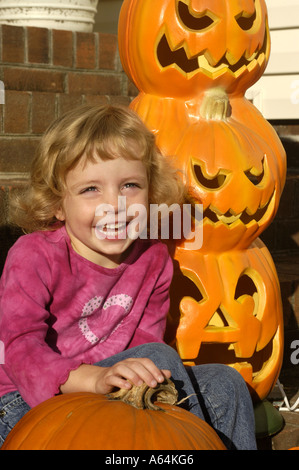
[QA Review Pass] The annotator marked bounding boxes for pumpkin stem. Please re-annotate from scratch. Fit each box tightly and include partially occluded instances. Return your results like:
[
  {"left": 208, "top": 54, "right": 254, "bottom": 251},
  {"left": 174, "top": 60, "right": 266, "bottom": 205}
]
[
  {"left": 200, "top": 88, "right": 231, "bottom": 121},
  {"left": 106, "top": 378, "right": 179, "bottom": 411}
]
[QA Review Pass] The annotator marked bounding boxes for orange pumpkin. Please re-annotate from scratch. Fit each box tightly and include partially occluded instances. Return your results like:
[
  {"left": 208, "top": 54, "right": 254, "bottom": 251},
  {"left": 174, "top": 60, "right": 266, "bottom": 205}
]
[
  {"left": 165, "top": 238, "right": 284, "bottom": 401},
  {"left": 1, "top": 392, "right": 226, "bottom": 450},
  {"left": 170, "top": 89, "right": 286, "bottom": 252},
  {"left": 118, "top": 0, "right": 270, "bottom": 99},
  {"left": 131, "top": 91, "right": 286, "bottom": 253}
]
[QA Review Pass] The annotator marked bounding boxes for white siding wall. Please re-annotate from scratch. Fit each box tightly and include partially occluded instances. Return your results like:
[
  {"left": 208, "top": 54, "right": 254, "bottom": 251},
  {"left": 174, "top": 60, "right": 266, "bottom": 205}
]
[{"left": 246, "top": 0, "right": 299, "bottom": 119}]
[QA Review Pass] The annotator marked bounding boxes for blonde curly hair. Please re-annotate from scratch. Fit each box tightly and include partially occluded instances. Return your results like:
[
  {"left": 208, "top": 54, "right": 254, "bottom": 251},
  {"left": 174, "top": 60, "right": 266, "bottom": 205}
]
[{"left": 10, "top": 104, "right": 185, "bottom": 233}]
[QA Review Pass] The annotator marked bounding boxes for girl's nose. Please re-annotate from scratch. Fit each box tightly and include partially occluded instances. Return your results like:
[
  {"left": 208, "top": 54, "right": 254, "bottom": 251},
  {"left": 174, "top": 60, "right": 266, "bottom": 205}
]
[
  {"left": 103, "top": 191, "right": 127, "bottom": 217},
  {"left": 102, "top": 187, "right": 119, "bottom": 211},
  {"left": 95, "top": 189, "right": 121, "bottom": 220}
]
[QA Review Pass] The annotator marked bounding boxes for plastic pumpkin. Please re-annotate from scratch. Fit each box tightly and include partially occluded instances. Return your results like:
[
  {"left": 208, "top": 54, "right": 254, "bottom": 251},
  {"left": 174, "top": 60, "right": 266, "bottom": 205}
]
[
  {"left": 171, "top": 88, "right": 286, "bottom": 251},
  {"left": 118, "top": 0, "right": 286, "bottom": 402},
  {"left": 118, "top": 0, "right": 270, "bottom": 99},
  {"left": 119, "top": 0, "right": 286, "bottom": 252},
  {"left": 1, "top": 381, "right": 226, "bottom": 451},
  {"left": 166, "top": 238, "right": 284, "bottom": 401}
]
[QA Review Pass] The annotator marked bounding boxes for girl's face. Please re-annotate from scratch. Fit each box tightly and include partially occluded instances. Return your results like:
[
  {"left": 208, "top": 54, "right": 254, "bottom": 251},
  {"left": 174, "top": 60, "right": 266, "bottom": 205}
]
[{"left": 56, "top": 151, "right": 149, "bottom": 268}]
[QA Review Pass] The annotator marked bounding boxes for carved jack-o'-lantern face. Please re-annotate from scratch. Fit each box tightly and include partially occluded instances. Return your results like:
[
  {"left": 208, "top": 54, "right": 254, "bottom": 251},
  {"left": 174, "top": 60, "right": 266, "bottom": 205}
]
[
  {"left": 118, "top": 0, "right": 270, "bottom": 98},
  {"left": 174, "top": 95, "right": 283, "bottom": 251},
  {"left": 166, "top": 239, "right": 284, "bottom": 400}
]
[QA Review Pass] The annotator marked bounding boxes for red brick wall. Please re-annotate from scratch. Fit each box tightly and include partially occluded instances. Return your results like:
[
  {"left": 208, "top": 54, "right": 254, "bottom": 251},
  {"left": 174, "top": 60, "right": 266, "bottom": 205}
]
[{"left": 0, "top": 24, "right": 137, "bottom": 271}]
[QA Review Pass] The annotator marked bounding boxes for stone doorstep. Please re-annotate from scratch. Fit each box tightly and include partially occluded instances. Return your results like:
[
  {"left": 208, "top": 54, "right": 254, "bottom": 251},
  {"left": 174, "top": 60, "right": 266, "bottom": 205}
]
[{"left": 272, "top": 411, "right": 299, "bottom": 450}]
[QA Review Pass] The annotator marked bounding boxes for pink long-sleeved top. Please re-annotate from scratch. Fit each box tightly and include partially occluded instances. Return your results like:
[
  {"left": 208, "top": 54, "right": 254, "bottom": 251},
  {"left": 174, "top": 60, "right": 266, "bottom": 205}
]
[{"left": 0, "top": 227, "right": 173, "bottom": 407}]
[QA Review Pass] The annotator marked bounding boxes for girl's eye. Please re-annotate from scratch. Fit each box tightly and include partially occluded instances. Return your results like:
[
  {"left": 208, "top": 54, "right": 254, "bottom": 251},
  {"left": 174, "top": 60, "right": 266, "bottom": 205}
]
[
  {"left": 81, "top": 186, "right": 97, "bottom": 193},
  {"left": 123, "top": 182, "right": 139, "bottom": 189}
]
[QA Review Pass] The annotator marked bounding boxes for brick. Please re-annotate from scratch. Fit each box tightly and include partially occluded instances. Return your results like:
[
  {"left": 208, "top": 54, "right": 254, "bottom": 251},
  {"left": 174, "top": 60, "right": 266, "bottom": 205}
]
[
  {"left": 4, "top": 90, "right": 30, "bottom": 134},
  {"left": 52, "top": 29, "right": 73, "bottom": 68},
  {"left": 98, "top": 33, "right": 118, "bottom": 70},
  {"left": 1, "top": 25, "right": 25, "bottom": 64},
  {"left": 109, "top": 95, "right": 132, "bottom": 106},
  {"left": 32, "top": 92, "right": 56, "bottom": 134},
  {"left": 3, "top": 67, "right": 65, "bottom": 93},
  {"left": 83, "top": 95, "right": 109, "bottom": 106},
  {"left": 127, "top": 79, "right": 139, "bottom": 97},
  {"left": 76, "top": 32, "right": 96, "bottom": 69},
  {"left": 28, "top": 27, "right": 49, "bottom": 64},
  {"left": 57, "top": 93, "right": 83, "bottom": 116},
  {"left": 68, "top": 72, "right": 122, "bottom": 95},
  {"left": 0, "top": 137, "right": 39, "bottom": 173}
]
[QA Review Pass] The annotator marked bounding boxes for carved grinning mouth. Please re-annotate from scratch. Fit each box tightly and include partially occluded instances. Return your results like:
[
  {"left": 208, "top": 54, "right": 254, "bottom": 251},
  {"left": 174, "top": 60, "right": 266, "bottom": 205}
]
[
  {"left": 203, "top": 192, "right": 275, "bottom": 226},
  {"left": 157, "top": 1, "right": 269, "bottom": 78},
  {"left": 188, "top": 191, "right": 275, "bottom": 227}
]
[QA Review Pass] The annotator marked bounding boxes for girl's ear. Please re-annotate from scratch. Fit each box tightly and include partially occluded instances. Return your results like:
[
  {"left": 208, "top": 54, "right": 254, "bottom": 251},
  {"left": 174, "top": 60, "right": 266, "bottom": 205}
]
[{"left": 55, "top": 207, "right": 65, "bottom": 222}]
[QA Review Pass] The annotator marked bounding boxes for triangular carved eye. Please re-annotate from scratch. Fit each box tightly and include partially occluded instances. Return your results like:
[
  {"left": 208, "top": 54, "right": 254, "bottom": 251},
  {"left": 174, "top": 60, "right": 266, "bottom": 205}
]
[
  {"left": 193, "top": 163, "right": 227, "bottom": 190},
  {"left": 244, "top": 157, "right": 265, "bottom": 186},
  {"left": 235, "top": 274, "right": 257, "bottom": 299},
  {"left": 235, "top": 2, "right": 257, "bottom": 31},
  {"left": 177, "top": 1, "right": 215, "bottom": 31},
  {"left": 235, "top": 273, "right": 259, "bottom": 317}
]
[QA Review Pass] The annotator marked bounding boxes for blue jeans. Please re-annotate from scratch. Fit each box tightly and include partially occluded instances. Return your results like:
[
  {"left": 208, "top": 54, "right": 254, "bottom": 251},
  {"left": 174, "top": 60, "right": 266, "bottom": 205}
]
[
  {"left": 0, "top": 391, "right": 31, "bottom": 447},
  {"left": 0, "top": 343, "right": 257, "bottom": 450}
]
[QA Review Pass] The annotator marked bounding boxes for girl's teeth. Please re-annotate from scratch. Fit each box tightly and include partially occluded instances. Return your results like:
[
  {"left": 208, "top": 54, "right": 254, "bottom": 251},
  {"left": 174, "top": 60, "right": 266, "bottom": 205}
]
[
  {"left": 105, "top": 223, "right": 126, "bottom": 230},
  {"left": 97, "top": 222, "right": 127, "bottom": 236}
]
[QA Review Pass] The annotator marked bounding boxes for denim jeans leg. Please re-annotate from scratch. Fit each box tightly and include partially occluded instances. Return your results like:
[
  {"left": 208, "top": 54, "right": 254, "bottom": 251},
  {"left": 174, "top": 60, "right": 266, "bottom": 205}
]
[
  {"left": 96, "top": 342, "right": 205, "bottom": 420},
  {"left": 187, "top": 364, "right": 257, "bottom": 450},
  {"left": 0, "top": 391, "right": 31, "bottom": 448}
]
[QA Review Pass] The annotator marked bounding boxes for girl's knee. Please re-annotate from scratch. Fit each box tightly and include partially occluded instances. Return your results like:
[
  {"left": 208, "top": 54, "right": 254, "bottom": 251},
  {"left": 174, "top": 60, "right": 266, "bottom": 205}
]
[
  {"left": 191, "top": 363, "right": 249, "bottom": 396},
  {"left": 217, "top": 365, "right": 248, "bottom": 389},
  {"left": 141, "top": 342, "right": 181, "bottom": 361},
  {"left": 135, "top": 342, "right": 184, "bottom": 371},
  {"left": 215, "top": 364, "right": 247, "bottom": 385}
]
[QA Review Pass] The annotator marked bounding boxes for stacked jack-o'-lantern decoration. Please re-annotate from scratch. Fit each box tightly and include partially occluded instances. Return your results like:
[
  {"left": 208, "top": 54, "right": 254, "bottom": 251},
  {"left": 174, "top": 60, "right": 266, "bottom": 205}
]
[{"left": 119, "top": 0, "right": 287, "bottom": 401}]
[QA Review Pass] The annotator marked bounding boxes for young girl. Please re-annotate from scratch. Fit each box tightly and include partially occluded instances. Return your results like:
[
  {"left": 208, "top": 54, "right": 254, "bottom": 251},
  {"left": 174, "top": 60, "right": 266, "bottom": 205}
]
[{"left": 0, "top": 105, "right": 256, "bottom": 450}]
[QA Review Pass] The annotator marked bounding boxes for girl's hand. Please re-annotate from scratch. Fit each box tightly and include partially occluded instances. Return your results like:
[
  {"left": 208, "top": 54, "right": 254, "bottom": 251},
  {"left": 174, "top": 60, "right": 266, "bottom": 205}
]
[
  {"left": 94, "top": 358, "right": 171, "bottom": 395},
  {"left": 60, "top": 359, "right": 171, "bottom": 396}
]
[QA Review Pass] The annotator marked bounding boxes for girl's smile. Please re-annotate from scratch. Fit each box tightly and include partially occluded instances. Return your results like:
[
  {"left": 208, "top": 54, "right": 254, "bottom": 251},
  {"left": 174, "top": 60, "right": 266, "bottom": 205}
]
[
  {"left": 55, "top": 154, "right": 149, "bottom": 268},
  {"left": 95, "top": 221, "right": 128, "bottom": 239}
]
